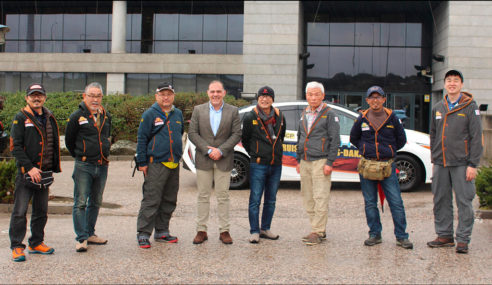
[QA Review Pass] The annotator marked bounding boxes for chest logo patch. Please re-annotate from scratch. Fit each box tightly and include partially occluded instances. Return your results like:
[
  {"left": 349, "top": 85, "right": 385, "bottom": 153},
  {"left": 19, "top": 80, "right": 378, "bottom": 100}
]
[
  {"left": 386, "top": 125, "right": 394, "bottom": 128},
  {"left": 361, "top": 122, "right": 370, "bottom": 131},
  {"left": 154, "top": 117, "right": 164, "bottom": 126},
  {"left": 252, "top": 120, "right": 258, "bottom": 125},
  {"left": 334, "top": 116, "right": 339, "bottom": 122},
  {"left": 475, "top": 110, "right": 480, "bottom": 116},
  {"left": 457, "top": 113, "right": 466, "bottom": 117},
  {"left": 78, "top": 116, "right": 89, "bottom": 125},
  {"left": 25, "top": 119, "right": 34, "bottom": 127},
  {"left": 436, "top": 111, "right": 442, "bottom": 120}
]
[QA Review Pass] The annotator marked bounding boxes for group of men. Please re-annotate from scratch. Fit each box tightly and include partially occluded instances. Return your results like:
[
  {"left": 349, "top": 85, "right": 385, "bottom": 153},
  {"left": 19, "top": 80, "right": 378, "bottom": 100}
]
[{"left": 8, "top": 69, "right": 483, "bottom": 262}]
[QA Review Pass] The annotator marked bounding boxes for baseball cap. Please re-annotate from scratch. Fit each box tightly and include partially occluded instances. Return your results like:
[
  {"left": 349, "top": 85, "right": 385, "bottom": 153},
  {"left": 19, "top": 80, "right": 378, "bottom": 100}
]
[
  {"left": 156, "top": 82, "right": 175, "bottom": 93},
  {"left": 445, "top": 69, "right": 464, "bottom": 82},
  {"left": 366, "top": 86, "right": 385, "bottom": 98},
  {"left": 26, "top": 83, "right": 46, "bottom": 96},
  {"left": 257, "top": 86, "right": 275, "bottom": 101}
]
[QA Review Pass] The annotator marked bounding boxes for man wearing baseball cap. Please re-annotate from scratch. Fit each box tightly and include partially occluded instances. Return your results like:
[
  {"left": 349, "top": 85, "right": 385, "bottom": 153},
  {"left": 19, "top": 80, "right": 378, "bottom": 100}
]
[
  {"left": 9, "top": 83, "right": 61, "bottom": 261},
  {"left": 428, "top": 70, "right": 483, "bottom": 254},
  {"left": 241, "top": 86, "right": 286, "bottom": 243},
  {"left": 350, "top": 85, "right": 413, "bottom": 249},
  {"left": 135, "top": 82, "right": 184, "bottom": 248}
]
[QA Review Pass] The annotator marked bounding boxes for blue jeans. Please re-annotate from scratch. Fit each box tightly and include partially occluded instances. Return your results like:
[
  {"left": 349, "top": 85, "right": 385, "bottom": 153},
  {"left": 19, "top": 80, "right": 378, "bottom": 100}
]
[
  {"left": 72, "top": 160, "right": 108, "bottom": 242},
  {"left": 248, "top": 163, "right": 282, "bottom": 234},
  {"left": 359, "top": 164, "right": 409, "bottom": 240}
]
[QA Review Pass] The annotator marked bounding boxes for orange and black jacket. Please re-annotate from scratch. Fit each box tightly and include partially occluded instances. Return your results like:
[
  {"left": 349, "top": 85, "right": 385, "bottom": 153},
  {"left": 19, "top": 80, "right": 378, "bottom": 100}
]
[
  {"left": 241, "top": 107, "right": 286, "bottom": 165},
  {"left": 350, "top": 108, "right": 406, "bottom": 160},
  {"left": 430, "top": 92, "right": 483, "bottom": 167},
  {"left": 65, "top": 102, "right": 112, "bottom": 165},
  {"left": 10, "top": 105, "right": 61, "bottom": 173}
]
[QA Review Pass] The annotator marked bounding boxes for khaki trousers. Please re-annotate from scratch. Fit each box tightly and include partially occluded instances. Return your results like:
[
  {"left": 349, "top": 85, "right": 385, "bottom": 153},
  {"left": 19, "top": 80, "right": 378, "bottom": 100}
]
[
  {"left": 300, "top": 159, "right": 332, "bottom": 234},
  {"left": 196, "top": 164, "right": 231, "bottom": 233}
]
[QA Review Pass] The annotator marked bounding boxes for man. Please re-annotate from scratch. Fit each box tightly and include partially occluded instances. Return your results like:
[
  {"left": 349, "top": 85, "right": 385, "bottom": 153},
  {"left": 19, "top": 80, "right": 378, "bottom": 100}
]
[
  {"left": 135, "top": 83, "right": 184, "bottom": 249},
  {"left": 428, "top": 70, "right": 483, "bottom": 254},
  {"left": 296, "top": 81, "right": 340, "bottom": 246},
  {"left": 349, "top": 86, "right": 413, "bottom": 250},
  {"left": 9, "top": 83, "right": 60, "bottom": 262},
  {"left": 188, "top": 80, "right": 241, "bottom": 244},
  {"left": 0, "top": 96, "right": 7, "bottom": 153},
  {"left": 65, "top": 82, "right": 112, "bottom": 252},
  {"left": 241, "top": 86, "right": 286, "bottom": 243}
]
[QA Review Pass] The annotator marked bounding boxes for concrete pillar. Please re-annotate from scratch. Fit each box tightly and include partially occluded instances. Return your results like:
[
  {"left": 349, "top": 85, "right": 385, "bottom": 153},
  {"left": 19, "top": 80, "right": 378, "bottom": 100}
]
[
  {"left": 106, "top": 73, "right": 125, "bottom": 95},
  {"left": 111, "top": 1, "right": 126, "bottom": 54}
]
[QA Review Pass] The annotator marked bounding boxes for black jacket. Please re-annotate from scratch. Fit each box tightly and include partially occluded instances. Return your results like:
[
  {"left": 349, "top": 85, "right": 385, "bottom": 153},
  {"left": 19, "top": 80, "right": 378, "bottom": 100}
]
[
  {"left": 10, "top": 105, "right": 61, "bottom": 173},
  {"left": 65, "top": 102, "right": 112, "bottom": 164},
  {"left": 241, "top": 107, "right": 286, "bottom": 165}
]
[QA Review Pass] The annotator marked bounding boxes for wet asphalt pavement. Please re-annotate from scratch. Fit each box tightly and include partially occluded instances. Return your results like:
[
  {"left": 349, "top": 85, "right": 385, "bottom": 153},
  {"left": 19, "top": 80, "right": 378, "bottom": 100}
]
[{"left": 0, "top": 161, "right": 491, "bottom": 284}]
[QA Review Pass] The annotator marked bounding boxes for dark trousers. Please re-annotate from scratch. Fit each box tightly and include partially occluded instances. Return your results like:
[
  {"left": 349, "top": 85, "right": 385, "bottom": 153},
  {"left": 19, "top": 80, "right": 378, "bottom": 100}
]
[
  {"left": 137, "top": 162, "right": 180, "bottom": 238},
  {"left": 9, "top": 172, "right": 49, "bottom": 249}
]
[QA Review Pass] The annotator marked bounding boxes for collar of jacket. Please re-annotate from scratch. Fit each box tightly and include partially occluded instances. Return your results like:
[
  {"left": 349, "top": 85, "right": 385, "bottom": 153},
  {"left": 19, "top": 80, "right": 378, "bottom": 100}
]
[
  {"left": 361, "top": 107, "right": 393, "bottom": 118},
  {"left": 151, "top": 102, "right": 175, "bottom": 117},
  {"left": 80, "top": 101, "right": 106, "bottom": 116},
  {"left": 22, "top": 104, "right": 52, "bottom": 118},
  {"left": 444, "top": 91, "right": 473, "bottom": 111}
]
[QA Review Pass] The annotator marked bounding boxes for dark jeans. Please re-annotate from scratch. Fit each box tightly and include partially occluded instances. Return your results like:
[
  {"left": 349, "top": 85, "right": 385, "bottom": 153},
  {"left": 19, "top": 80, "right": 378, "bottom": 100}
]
[
  {"left": 72, "top": 160, "right": 108, "bottom": 242},
  {"left": 9, "top": 171, "right": 49, "bottom": 249},
  {"left": 137, "top": 162, "right": 179, "bottom": 238},
  {"left": 248, "top": 163, "right": 282, "bottom": 234},
  {"left": 359, "top": 164, "right": 409, "bottom": 240}
]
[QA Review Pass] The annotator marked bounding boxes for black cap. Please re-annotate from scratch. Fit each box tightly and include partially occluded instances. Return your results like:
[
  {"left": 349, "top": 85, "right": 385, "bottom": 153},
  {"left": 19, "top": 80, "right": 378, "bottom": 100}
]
[
  {"left": 257, "top": 86, "right": 275, "bottom": 101},
  {"left": 26, "top": 83, "right": 46, "bottom": 96},
  {"left": 366, "top": 86, "right": 385, "bottom": 98},
  {"left": 445, "top": 69, "right": 464, "bottom": 82},
  {"left": 156, "top": 82, "right": 175, "bottom": 93}
]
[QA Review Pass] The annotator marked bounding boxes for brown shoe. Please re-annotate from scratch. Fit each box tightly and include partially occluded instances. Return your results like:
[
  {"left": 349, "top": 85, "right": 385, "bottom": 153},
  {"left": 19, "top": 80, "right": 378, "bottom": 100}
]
[
  {"left": 193, "top": 231, "right": 208, "bottom": 244},
  {"left": 456, "top": 242, "right": 469, "bottom": 254},
  {"left": 427, "top": 237, "right": 455, "bottom": 248},
  {"left": 219, "top": 231, "right": 233, "bottom": 244}
]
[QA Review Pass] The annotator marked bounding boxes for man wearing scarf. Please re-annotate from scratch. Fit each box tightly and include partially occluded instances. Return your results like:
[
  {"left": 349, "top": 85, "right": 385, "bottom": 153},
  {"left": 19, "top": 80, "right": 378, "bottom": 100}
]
[{"left": 241, "top": 86, "right": 286, "bottom": 243}]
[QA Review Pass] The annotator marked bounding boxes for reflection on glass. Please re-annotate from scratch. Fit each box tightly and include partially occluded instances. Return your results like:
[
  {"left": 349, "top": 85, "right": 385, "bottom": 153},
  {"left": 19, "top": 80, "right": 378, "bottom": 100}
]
[
  {"left": 307, "top": 22, "right": 329, "bottom": 45},
  {"left": 42, "top": 72, "right": 64, "bottom": 92},
  {"left": 41, "top": 14, "right": 63, "bottom": 40},
  {"left": 178, "top": 41, "right": 202, "bottom": 54},
  {"left": 277, "top": 107, "right": 299, "bottom": 131},
  {"left": 179, "top": 14, "right": 203, "bottom": 41},
  {"left": 154, "top": 41, "right": 179, "bottom": 53},
  {"left": 381, "top": 23, "right": 405, "bottom": 46},
  {"left": 149, "top": 74, "right": 173, "bottom": 94},
  {"left": 345, "top": 95, "right": 362, "bottom": 111},
  {"left": 355, "top": 23, "right": 379, "bottom": 46},
  {"left": 154, "top": 14, "right": 179, "bottom": 40},
  {"left": 329, "top": 47, "right": 355, "bottom": 77},
  {"left": 306, "top": 46, "right": 329, "bottom": 78},
  {"left": 127, "top": 14, "right": 142, "bottom": 40},
  {"left": 63, "top": 41, "right": 83, "bottom": 53},
  {"left": 86, "top": 14, "right": 110, "bottom": 40},
  {"left": 64, "top": 72, "right": 87, "bottom": 92},
  {"left": 21, "top": 72, "right": 42, "bottom": 90},
  {"left": 227, "top": 14, "right": 244, "bottom": 41},
  {"left": 63, "top": 14, "right": 85, "bottom": 40},
  {"left": 5, "top": 14, "right": 20, "bottom": 40},
  {"left": 197, "top": 74, "right": 219, "bottom": 93},
  {"left": 330, "top": 23, "right": 355, "bottom": 45},
  {"left": 406, "top": 23, "right": 421, "bottom": 46},
  {"left": 203, "top": 42, "right": 226, "bottom": 54},
  {"left": 126, "top": 74, "right": 149, "bottom": 96},
  {"left": 40, "top": 41, "right": 62, "bottom": 53},
  {"left": 174, "top": 74, "right": 196, "bottom": 92},
  {"left": 204, "top": 15, "right": 227, "bottom": 41},
  {"left": 226, "top": 42, "right": 242, "bottom": 54},
  {"left": 0, "top": 72, "right": 21, "bottom": 92}
]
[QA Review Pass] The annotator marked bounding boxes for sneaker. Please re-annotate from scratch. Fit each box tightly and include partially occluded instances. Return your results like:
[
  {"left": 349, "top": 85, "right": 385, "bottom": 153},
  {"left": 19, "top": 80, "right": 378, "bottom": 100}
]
[
  {"left": 28, "top": 243, "right": 55, "bottom": 254},
  {"left": 302, "top": 232, "right": 326, "bottom": 242},
  {"left": 87, "top": 235, "right": 108, "bottom": 245},
  {"left": 259, "top": 230, "right": 279, "bottom": 240},
  {"left": 364, "top": 235, "right": 382, "bottom": 246},
  {"left": 427, "top": 237, "right": 455, "bottom": 248},
  {"left": 12, "top": 248, "right": 26, "bottom": 262},
  {"left": 303, "top": 233, "right": 321, "bottom": 246},
  {"left": 154, "top": 233, "right": 178, "bottom": 243},
  {"left": 456, "top": 242, "right": 469, "bottom": 254},
  {"left": 249, "top": 233, "right": 260, "bottom": 244},
  {"left": 138, "top": 237, "right": 151, "bottom": 249},
  {"left": 396, "top": 238, "right": 414, "bottom": 249},
  {"left": 75, "top": 240, "right": 88, "bottom": 252}
]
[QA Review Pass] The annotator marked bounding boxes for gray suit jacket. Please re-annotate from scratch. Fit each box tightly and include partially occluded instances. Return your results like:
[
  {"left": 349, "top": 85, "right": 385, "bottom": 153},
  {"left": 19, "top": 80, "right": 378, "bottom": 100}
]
[{"left": 188, "top": 102, "right": 241, "bottom": 171}]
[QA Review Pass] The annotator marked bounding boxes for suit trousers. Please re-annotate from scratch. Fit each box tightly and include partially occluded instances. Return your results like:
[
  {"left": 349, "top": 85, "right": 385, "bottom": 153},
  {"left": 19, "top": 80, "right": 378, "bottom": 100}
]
[
  {"left": 196, "top": 164, "right": 231, "bottom": 233},
  {"left": 300, "top": 159, "right": 332, "bottom": 234}
]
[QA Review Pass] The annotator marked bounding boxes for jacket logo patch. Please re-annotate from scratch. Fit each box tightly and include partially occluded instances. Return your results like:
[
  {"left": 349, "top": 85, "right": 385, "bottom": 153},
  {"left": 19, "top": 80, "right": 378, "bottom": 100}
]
[
  {"left": 176, "top": 121, "right": 181, "bottom": 124},
  {"left": 252, "top": 120, "right": 258, "bottom": 125},
  {"left": 475, "top": 110, "right": 480, "bottom": 115},
  {"left": 13, "top": 120, "right": 18, "bottom": 124},
  {"left": 361, "top": 122, "right": 369, "bottom": 131},
  {"left": 25, "top": 119, "right": 34, "bottom": 127},
  {"left": 436, "top": 111, "right": 442, "bottom": 120},
  {"left": 78, "top": 116, "right": 89, "bottom": 125},
  {"left": 457, "top": 113, "right": 466, "bottom": 117},
  {"left": 386, "top": 125, "right": 394, "bottom": 128},
  {"left": 321, "top": 116, "right": 327, "bottom": 118},
  {"left": 154, "top": 117, "right": 164, "bottom": 126},
  {"left": 334, "top": 116, "right": 339, "bottom": 122}
]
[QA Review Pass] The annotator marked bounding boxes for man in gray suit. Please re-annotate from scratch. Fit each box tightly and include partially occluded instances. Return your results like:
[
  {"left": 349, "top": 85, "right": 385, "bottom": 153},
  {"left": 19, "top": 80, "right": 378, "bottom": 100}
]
[{"left": 188, "top": 80, "right": 241, "bottom": 244}]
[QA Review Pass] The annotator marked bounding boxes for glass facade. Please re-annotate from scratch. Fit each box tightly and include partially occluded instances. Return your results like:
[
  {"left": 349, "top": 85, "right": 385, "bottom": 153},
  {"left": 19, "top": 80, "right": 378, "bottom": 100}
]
[
  {"left": 0, "top": 72, "right": 107, "bottom": 93},
  {"left": 125, "top": 73, "right": 243, "bottom": 98}
]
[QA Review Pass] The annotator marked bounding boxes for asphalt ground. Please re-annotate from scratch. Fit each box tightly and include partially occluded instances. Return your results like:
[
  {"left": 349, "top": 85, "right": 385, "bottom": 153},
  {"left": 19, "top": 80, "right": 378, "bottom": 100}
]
[{"left": 0, "top": 161, "right": 491, "bottom": 284}]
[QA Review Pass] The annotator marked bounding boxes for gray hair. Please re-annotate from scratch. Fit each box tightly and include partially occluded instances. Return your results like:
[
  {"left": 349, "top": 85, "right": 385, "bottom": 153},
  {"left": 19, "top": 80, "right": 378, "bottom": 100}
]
[
  {"left": 84, "top": 82, "right": 104, "bottom": 95},
  {"left": 305, "top": 81, "right": 324, "bottom": 94}
]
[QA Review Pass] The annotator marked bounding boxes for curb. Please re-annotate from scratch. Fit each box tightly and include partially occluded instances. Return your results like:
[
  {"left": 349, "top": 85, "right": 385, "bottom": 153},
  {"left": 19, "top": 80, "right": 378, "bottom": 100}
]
[{"left": 476, "top": 209, "right": 492, "bottom": 219}]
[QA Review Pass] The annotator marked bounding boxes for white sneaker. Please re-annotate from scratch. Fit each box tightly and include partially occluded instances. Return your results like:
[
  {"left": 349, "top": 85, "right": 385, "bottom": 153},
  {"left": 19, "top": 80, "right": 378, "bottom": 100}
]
[
  {"left": 87, "top": 235, "right": 108, "bottom": 245},
  {"left": 76, "top": 240, "right": 88, "bottom": 252},
  {"left": 260, "top": 230, "right": 279, "bottom": 240},
  {"left": 249, "top": 233, "right": 260, "bottom": 243}
]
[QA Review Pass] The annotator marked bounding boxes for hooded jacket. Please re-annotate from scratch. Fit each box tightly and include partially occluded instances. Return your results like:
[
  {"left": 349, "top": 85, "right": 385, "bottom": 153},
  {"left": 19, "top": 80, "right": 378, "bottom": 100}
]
[
  {"left": 350, "top": 108, "right": 406, "bottom": 160},
  {"left": 65, "top": 102, "right": 112, "bottom": 164},
  {"left": 430, "top": 92, "right": 483, "bottom": 167}
]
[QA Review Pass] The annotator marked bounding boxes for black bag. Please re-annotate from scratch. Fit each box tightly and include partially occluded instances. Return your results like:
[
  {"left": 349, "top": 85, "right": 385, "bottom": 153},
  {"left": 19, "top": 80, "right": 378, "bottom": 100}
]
[{"left": 24, "top": 170, "right": 54, "bottom": 189}]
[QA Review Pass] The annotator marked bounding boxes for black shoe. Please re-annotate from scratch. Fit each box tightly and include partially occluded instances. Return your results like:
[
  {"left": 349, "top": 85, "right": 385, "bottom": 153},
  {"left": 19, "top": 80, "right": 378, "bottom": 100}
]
[
  {"left": 396, "top": 238, "right": 414, "bottom": 249},
  {"left": 364, "top": 235, "right": 382, "bottom": 246},
  {"left": 154, "top": 233, "right": 178, "bottom": 243},
  {"left": 138, "top": 237, "right": 151, "bottom": 249},
  {"left": 456, "top": 243, "right": 469, "bottom": 254}
]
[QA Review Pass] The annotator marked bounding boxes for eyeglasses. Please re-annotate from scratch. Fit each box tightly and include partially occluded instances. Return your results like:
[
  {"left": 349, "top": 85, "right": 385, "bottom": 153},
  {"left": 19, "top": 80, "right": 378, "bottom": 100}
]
[
  {"left": 368, "top": 96, "right": 384, "bottom": 100},
  {"left": 87, "top": 94, "right": 103, "bottom": 99}
]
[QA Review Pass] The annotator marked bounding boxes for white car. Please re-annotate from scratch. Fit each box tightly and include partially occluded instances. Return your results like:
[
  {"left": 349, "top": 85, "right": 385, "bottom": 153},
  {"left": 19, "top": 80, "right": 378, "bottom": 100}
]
[{"left": 182, "top": 102, "right": 432, "bottom": 191}]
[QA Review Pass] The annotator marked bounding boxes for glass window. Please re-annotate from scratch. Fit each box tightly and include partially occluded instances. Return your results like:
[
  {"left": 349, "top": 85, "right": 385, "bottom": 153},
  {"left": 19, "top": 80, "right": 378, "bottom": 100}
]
[
  {"left": 197, "top": 74, "right": 218, "bottom": 93},
  {"left": 5, "top": 14, "right": 19, "bottom": 40},
  {"left": 154, "top": 41, "right": 178, "bottom": 53},
  {"left": 354, "top": 47, "right": 373, "bottom": 75},
  {"left": 330, "top": 23, "right": 354, "bottom": 45},
  {"left": 227, "top": 14, "right": 243, "bottom": 41},
  {"left": 42, "top": 72, "right": 64, "bottom": 92},
  {"left": 203, "top": 42, "right": 226, "bottom": 54},
  {"left": 5, "top": 41, "right": 19, "bottom": 52},
  {"left": 329, "top": 47, "right": 355, "bottom": 77},
  {"left": 306, "top": 46, "right": 329, "bottom": 79},
  {"left": 381, "top": 23, "right": 405, "bottom": 46},
  {"left": 220, "top": 74, "right": 243, "bottom": 98},
  {"left": 126, "top": 14, "right": 142, "bottom": 41},
  {"left": 333, "top": 110, "right": 356, "bottom": 136},
  {"left": 85, "top": 41, "right": 109, "bottom": 53},
  {"left": 0, "top": 72, "right": 21, "bottom": 93},
  {"left": 154, "top": 14, "right": 179, "bottom": 40},
  {"left": 355, "top": 23, "right": 379, "bottom": 46},
  {"left": 21, "top": 72, "right": 42, "bottom": 91},
  {"left": 278, "top": 106, "right": 299, "bottom": 131},
  {"left": 204, "top": 15, "right": 227, "bottom": 41},
  {"left": 86, "top": 73, "right": 107, "bottom": 93},
  {"left": 405, "top": 48, "right": 421, "bottom": 77},
  {"left": 18, "top": 14, "right": 41, "bottom": 40},
  {"left": 149, "top": 74, "right": 173, "bottom": 94},
  {"left": 40, "top": 41, "right": 63, "bottom": 53},
  {"left": 18, "top": 40, "right": 38, "bottom": 53},
  {"left": 406, "top": 23, "right": 422, "bottom": 47},
  {"left": 307, "top": 22, "right": 329, "bottom": 45},
  {"left": 179, "top": 14, "right": 203, "bottom": 41},
  {"left": 63, "top": 14, "right": 86, "bottom": 40},
  {"left": 178, "top": 41, "right": 202, "bottom": 54},
  {"left": 387, "top": 47, "right": 405, "bottom": 77},
  {"left": 173, "top": 74, "right": 196, "bottom": 92},
  {"left": 64, "top": 73, "right": 87, "bottom": 92},
  {"left": 62, "top": 41, "right": 83, "bottom": 53},
  {"left": 372, "top": 47, "right": 388, "bottom": 77},
  {"left": 126, "top": 74, "right": 149, "bottom": 96},
  {"left": 40, "top": 14, "right": 63, "bottom": 40},
  {"left": 86, "top": 14, "right": 110, "bottom": 40},
  {"left": 226, "top": 42, "right": 242, "bottom": 54}
]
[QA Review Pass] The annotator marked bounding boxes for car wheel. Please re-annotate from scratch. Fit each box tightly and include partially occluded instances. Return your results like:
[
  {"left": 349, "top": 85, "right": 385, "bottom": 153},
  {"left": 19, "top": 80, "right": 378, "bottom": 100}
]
[
  {"left": 395, "top": 154, "right": 422, "bottom": 192},
  {"left": 230, "top": 153, "right": 250, "bottom": 189}
]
